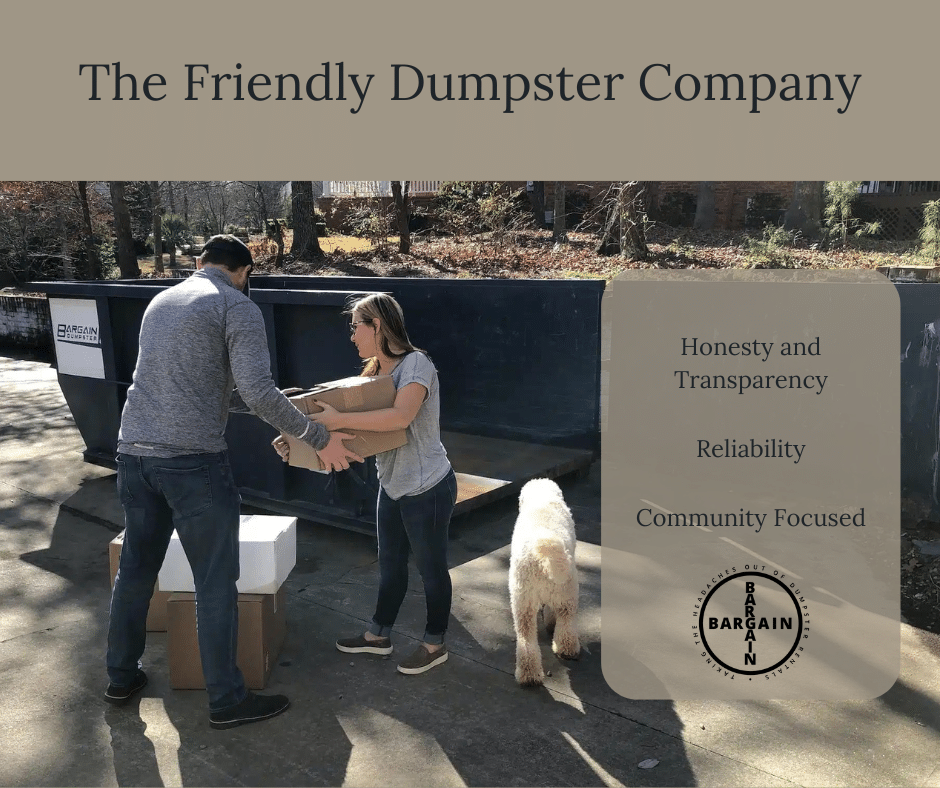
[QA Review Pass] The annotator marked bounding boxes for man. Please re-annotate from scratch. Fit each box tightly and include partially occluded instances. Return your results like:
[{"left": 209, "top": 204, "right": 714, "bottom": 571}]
[{"left": 105, "top": 234, "right": 361, "bottom": 729}]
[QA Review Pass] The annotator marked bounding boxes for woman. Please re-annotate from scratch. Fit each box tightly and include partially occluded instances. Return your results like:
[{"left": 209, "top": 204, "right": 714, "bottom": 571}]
[{"left": 274, "top": 293, "right": 456, "bottom": 675}]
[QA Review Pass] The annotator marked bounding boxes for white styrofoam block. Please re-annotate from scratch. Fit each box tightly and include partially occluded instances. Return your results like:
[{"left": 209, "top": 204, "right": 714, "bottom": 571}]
[{"left": 157, "top": 514, "right": 297, "bottom": 594}]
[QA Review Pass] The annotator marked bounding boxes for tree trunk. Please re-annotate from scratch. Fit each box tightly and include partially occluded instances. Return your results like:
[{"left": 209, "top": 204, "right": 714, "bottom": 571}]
[
  {"left": 595, "top": 181, "right": 650, "bottom": 260},
  {"left": 620, "top": 181, "right": 650, "bottom": 260},
  {"left": 109, "top": 181, "right": 140, "bottom": 279},
  {"left": 595, "top": 190, "right": 622, "bottom": 256},
  {"left": 151, "top": 181, "right": 164, "bottom": 273},
  {"left": 391, "top": 181, "right": 411, "bottom": 253},
  {"left": 289, "top": 181, "right": 323, "bottom": 259},
  {"left": 77, "top": 181, "right": 102, "bottom": 279},
  {"left": 552, "top": 181, "right": 567, "bottom": 243},
  {"left": 267, "top": 219, "right": 285, "bottom": 268},
  {"left": 57, "top": 215, "right": 71, "bottom": 279},
  {"left": 783, "top": 181, "right": 824, "bottom": 238},
  {"left": 693, "top": 181, "right": 717, "bottom": 230},
  {"left": 529, "top": 181, "right": 546, "bottom": 228}
]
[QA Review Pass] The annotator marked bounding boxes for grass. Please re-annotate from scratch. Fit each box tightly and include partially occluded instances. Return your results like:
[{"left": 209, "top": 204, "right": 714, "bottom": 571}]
[{"left": 318, "top": 235, "right": 399, "bottom": 253}]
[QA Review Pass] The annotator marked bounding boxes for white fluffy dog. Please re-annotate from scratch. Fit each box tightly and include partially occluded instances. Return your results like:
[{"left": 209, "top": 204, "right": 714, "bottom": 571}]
[{"left": 509, "top": 478, "right": 580, "bottom": 687}]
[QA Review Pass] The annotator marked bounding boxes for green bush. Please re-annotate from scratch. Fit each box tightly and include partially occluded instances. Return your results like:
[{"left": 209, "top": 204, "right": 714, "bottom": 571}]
[
  {"left": 823, "top": 181, "right": 880, "bottom": 248},
  {"left": 744, "top": 226, "right": 800, "bottom": 268},
  {"left": 919, "top": 200, "right": 940, "bottom": 261}
]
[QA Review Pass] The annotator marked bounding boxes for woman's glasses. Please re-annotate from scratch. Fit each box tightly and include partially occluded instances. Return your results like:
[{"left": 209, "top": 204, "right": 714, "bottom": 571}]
[{"left": 350, "top": 320, "right": 371, "bottom": 334}]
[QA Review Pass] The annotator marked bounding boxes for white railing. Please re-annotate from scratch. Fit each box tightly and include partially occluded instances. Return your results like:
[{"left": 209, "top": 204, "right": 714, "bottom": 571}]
[
  {"left": 858, "top": 181, "right": 940, "bottom": 195},
  {"left": 858, "top": 182, "right": 900, "bottom": 194},
  {"left": 324, "top": 181, "right": 443, "bottom": 197}
]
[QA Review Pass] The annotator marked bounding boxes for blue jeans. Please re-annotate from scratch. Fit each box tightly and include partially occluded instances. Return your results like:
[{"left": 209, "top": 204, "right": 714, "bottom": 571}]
[
  {"left": 369, "top": 469, "right": 457, "bottom": 645},
  {"left": 107, "top": 452, "right": 246, "bottom": 712}
]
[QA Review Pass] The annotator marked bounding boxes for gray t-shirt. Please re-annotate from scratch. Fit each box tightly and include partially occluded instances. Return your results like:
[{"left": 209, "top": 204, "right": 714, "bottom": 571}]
[
  {"left": 375, "top": 351, "right": 451, "bottom": 500},
  {"left": 117, "top": 266, "right": 328, "bottom": 458}
]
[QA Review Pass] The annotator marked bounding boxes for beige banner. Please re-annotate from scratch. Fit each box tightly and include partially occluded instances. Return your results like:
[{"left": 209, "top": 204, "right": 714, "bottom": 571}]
[
  {"left": 0, "top": 0, "right": 935, "bottom": 178},
  {"left": 601, "top": 270, "right": 900, "bottom": 699}
]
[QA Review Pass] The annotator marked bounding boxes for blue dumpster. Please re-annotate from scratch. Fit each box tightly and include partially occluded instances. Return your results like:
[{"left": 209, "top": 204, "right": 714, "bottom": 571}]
[{"left": 33, "top": 275, "right": 603, "bottom": 533}]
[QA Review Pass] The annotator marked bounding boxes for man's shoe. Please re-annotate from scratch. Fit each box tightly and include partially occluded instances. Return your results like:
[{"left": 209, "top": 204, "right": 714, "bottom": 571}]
[
  {"left": 209, "top": 691, "right": 290, "bottom": 730},
  {"left": 336, "top": 633, "right": 393, "bottom": 655},
  {"left": 397, "top": 644, "right": 448, "bottom": 675},
  {"left": 104, "top": 669, "right": 148, "bottom": 706}
]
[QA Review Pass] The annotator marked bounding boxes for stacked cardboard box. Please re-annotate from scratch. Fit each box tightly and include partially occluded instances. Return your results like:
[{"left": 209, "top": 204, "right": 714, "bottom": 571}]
[
  {"left": 281, "top": 376, "right": 408, "bottom": 472},
  {"left": 109, "top": 530, "right": 171, "bottom": 632},
  {"left": 166, "top": 588, "right": 287, "bottom": 690},
  {"left": 159, "top": 514, "right": 297, "bottom": 690}
]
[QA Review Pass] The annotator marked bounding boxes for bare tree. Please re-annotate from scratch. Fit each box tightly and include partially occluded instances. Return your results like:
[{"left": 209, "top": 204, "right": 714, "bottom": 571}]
[
  {"left": 391, "top": 181, "right": 411, "bottom": 253},
  {"left": 77, "top": 181, "right": 102, "bottom": 279},
  {"left": 236, "top": 181, "right": 287, "bottom": 231},
  {"left": 290, "top": 181, "right": 323, "bottom": 259},
  {"left": 552, "top": 181, "right": 567, "bottom": 244},
  {"left": 180, "top": 181, "right": 235, "bottom": 236},
  {"left": 109, "top": 181, "right": 140, "bottom": 279},
  {"left": 595, "top": 181, "right": 650, "bottom": 260},
  {"left": 151, "top": 181, "right": 164, "bottom": 273}
]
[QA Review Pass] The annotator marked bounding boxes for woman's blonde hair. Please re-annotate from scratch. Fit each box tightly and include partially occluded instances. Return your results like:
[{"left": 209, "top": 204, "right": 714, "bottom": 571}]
[{"left": 346, "top": 293, "right": 423, "bottom": 375}]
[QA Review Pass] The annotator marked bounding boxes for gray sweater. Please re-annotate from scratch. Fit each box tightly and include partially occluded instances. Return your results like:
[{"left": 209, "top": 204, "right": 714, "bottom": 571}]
[{"left": 117, "top": 266, "right": 328, "bottom": 457}]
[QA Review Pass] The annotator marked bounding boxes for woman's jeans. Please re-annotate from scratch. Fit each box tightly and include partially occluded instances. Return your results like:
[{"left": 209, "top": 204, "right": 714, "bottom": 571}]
[
  {"left": 370, "top": 469, "right": 457, "bottom": 645},
  {"left": 107, "top": 452, "right": 247, "bottom": 712}
]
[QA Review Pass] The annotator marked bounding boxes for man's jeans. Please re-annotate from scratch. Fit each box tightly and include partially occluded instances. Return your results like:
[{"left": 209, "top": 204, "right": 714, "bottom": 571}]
[
  {"left": 370, "top": 469, "right": 457, "bottom": 644},
  {"left": 107, "top": 452, "right": 247, "bottom": 711}
]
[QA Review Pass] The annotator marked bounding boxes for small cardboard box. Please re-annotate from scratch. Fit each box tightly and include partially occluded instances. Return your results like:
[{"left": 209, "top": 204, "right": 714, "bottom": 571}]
[
  {"left": 167, "top": 588, "right": 287, "bottom": 690},
  {"left": 158, "top": 514, "right": 297, "bottom": 594},
  {"left": 109, "top": 531, "right": 170, "bottom": 632},
  {"left": 282, "top": 376, "right": 408, "bottom": 472}
]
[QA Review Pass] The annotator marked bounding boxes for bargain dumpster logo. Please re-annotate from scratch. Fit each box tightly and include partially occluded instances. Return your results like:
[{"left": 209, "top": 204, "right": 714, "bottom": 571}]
[
  {"left": 693, "top": 566, "right": 809, "bottom": 681},
  {"left": 48, "top": 298, "right": 105, "bottom": 379},
  {"left": 55, "top": 323, "right": 100, "bottom": 348}
]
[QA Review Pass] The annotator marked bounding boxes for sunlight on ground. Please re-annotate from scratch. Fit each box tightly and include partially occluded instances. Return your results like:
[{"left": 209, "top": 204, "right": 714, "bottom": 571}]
[
  {"left": 337, "top": 707, "right": 465, "bottom": 787},
  {"left": 546, "top": 664, "right": 586, "bottom": 713},
  {"left": 561, "top": 732, "right": 627, "bottom": 788},
  {"left": 318, "top": 236, "right": 399, "bottom": 253},
  {"left": 138, "top": 698, "right": 182, "bottom": 787}
]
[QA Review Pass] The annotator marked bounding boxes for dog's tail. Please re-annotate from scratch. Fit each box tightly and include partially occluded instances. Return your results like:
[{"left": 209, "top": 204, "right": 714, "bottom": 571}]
[{"left": 534, "top": 538, "right": 572, "bottom": 582}]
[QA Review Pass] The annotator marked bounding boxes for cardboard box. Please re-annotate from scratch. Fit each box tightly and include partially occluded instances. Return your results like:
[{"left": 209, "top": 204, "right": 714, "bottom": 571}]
[
  {"left": 166, "top": 588, "right": 287, "bottom": 690},
  {"left": 282, "top": 376, "right": 408, "bottom": 472},
  {"left": 109, "top": 531, "right": 170, "bottom": 632},
  {"left": 158, "top": 514, "right": 297, "bottom": 594}
]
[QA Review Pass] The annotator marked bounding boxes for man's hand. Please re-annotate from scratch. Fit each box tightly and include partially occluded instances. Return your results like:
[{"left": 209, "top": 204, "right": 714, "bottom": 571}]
[
  {"left": 316, "top": 431, "right": 364, "bottom": 472},
  {"left": 272, "top": 435, "right": 290, "bottom": 462}
]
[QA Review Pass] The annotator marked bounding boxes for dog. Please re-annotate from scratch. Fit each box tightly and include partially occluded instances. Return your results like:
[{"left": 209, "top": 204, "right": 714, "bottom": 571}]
[{"left": 509, "top": 478, "right": 580, "bottom": 687}]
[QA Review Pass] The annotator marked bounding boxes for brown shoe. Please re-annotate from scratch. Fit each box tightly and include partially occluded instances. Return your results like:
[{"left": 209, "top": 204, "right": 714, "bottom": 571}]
[
  {"left": 336, "top": 633, "right": 393, "bottom": 655},
  {"left": 397, "top": 644, "right": 448, "bottom": 674}
]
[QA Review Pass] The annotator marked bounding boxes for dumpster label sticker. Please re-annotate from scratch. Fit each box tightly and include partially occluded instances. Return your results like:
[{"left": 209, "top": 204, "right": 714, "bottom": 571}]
[{"left": 48, "top": 298, "right": 105, "bottom": 379}]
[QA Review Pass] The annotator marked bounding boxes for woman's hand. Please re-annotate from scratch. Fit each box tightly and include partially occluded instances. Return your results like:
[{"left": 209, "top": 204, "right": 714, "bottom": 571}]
[
  {"left": 309, "top": 400, "right": 343, "bottom": 431},
  {"left": 272, "top": 435, "right": 290, "bottom": 463}
]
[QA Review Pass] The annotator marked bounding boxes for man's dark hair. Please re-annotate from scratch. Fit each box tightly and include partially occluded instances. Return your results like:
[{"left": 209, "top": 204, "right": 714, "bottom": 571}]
[{"left": 200, "top": 234, "right": 253, "bottom": 271}]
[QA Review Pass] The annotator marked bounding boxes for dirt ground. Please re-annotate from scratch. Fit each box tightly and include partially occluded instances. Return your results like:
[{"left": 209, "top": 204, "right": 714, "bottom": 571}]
[
  {"left": 901, "top": 515, "right": 940, "bottom": 632},
  {"left": 139, "top": 226, "right": 915, "bottom": 283}
]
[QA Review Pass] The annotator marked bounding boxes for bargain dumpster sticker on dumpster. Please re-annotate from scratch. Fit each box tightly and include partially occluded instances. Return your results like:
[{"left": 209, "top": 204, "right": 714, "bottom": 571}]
[
  {"left": 601, "top": 270, "right": 899, "bottom": 700},
  {"left": 48, "top": 297, "right": 104, "bottom": 379}
]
